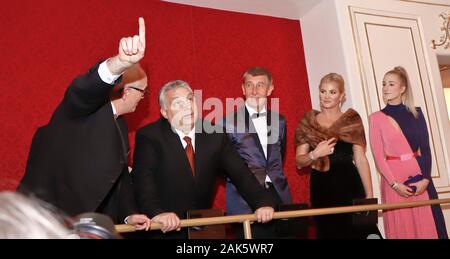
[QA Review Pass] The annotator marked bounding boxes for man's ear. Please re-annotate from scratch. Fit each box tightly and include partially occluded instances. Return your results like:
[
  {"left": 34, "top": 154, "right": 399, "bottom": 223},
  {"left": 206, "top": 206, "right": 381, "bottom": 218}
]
[
  {"left": 267, "top": 84, "right": 274, "bottom": 96},
  {"left": 160, "top": 108, "right": 168, "bottom": 119},
  {"left": 122, "top": 88, "right": 130, "bottom": 101}
]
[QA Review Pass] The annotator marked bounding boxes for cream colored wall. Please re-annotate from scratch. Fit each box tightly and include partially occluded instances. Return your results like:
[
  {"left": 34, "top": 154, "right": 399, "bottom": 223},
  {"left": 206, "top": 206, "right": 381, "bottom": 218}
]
[
  {"left": 301, "top": 0, "right": 450, "bottom": 237},
  {"left": 300, "top": 0, "right": 346, "bottom": 110}
]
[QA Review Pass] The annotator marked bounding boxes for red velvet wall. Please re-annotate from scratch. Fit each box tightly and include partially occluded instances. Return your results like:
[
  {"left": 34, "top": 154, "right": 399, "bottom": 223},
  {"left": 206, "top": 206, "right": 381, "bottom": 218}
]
[{"left": 0, "top": 0, "right": 312, "bottom": 208}]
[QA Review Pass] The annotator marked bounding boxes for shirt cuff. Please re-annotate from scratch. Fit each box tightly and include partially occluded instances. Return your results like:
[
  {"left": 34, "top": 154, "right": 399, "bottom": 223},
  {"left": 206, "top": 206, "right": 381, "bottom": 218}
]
[
  {"left": 124, "top": 216, "right": 130, "bottom": 224},
  {"left": 98, "top": 60, "right": 122, "bottom": 85}
]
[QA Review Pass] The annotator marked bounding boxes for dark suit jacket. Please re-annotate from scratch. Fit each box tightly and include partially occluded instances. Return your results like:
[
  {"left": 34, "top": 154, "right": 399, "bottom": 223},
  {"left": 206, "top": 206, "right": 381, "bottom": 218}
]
[
  {"left": 223, "top": 107, "right": 292, "bottom": 215},
  {"left": 132, "top": 118, "right": 276, "bottom": 220},
  {"left": 18, "top": 63, "right": 135, "bottom": 222}
]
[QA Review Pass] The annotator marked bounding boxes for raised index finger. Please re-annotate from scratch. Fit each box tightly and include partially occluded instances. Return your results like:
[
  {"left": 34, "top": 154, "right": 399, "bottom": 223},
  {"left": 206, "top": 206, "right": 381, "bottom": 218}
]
[{"left": 138, "top": 17, "right": 146, "bottom": 45}]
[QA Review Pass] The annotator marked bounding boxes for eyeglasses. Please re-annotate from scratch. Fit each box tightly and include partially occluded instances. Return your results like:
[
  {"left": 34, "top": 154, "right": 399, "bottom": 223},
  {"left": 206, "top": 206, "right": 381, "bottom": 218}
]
[{"left": 126, "top": 86, "right": 147, "bottom": 97}]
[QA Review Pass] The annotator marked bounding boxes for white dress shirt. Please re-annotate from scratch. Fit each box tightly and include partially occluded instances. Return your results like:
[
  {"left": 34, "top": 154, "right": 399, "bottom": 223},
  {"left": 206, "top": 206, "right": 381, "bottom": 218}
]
[
  {"left": 245, "top": 103, "right": 272, "bottom": 184},
  {"left": 174, "top": 127, "right": 196, "bottom": 152}
]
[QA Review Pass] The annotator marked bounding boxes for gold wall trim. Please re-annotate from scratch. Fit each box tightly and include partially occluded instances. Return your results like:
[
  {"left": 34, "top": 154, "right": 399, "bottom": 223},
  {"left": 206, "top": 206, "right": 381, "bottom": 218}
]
[
  {"left": 349, "top": 8, "right": 446, "bottom": 182},
  {"left": 399, "top": 0, "right": 450, "bottom": 7},
  {"left": 363, "top": 23, "right": 382, "bottom": 109},
  {"left": 431, "top": 11, "right": 450, "bottom": 49},
  {"left": 363, "top": 23, "right": 441, "bottom": 179},
  {"left": 348, "top": 8, "right": 421, "bottom": 119},
  {"left": 354, "top": 11, "right": 417, "bottom": 21},
  {"left": 363, "top": 22, "right": 414, "bottom": 111},
  {"left": 349, "top": 7, "right": 372, "bottom": 120}
]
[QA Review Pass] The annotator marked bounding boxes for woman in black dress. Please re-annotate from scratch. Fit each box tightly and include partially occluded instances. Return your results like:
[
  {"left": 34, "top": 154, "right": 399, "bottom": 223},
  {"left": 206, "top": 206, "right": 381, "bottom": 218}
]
[{"left": 295, "top": 73, "right": 380, "bottom": 239}]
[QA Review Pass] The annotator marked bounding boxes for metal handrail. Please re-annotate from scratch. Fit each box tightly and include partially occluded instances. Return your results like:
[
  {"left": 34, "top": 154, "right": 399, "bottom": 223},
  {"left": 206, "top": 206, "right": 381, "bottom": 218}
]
[{"left": 115, "top": 198, "right": 450, "bottom": 238}]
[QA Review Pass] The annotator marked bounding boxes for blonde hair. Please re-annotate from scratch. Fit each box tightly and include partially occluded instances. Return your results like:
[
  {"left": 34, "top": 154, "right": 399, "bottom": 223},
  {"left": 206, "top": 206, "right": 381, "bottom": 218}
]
[
  {"left": 384, "top": 66, "right": 418, "bottom": 118},
  {"left": 319, "top": 73, "right": 346, "bottom": 105},
  {"left": 0, "top": 192, "right": 70, "bottom": 239}
]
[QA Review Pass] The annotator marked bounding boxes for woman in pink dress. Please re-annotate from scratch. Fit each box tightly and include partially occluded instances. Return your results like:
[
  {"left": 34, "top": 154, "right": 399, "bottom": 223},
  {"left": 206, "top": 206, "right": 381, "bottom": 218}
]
[{"left": 369, "top": 66, "right": 447, "bottom": 239}]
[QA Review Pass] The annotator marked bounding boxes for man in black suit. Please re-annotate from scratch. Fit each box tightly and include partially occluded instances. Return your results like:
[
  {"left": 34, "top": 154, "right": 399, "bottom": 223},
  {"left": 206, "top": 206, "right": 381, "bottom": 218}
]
[
  {"left": 224, "top": 67, "right": 292, "bottom": 238},
  {"left": 18, "top": 18, "right": 150, "bottom": 230},
  {"left": 132, "top": 80, "right": 276, "bottom": 237}
]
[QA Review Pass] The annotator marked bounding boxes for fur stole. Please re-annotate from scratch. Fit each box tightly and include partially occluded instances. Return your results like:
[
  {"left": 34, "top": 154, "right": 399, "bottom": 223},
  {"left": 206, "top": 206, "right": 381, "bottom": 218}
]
[{"left": 295, "top": 108, "right": 366, "bottom": 172}]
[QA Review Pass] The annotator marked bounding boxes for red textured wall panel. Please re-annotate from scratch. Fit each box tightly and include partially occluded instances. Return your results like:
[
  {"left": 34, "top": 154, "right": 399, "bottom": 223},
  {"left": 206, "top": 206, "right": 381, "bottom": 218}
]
[{"left": 0, "top": 0, "right": 312, "bottom": 209}]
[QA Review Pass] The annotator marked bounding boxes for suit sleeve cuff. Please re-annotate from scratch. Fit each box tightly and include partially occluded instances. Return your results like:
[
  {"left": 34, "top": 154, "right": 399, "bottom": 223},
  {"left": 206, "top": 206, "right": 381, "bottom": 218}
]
[{"left": 98, "top": 60, "right": 122, "bottom": 85}]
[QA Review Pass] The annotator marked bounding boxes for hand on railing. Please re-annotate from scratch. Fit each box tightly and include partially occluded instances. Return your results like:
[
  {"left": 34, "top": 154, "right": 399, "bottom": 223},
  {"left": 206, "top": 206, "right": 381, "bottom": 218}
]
[
  {"left": 151, "top": 212, "right": 181, "bottom": 233},
  {"left": 255, "top": 206, "right": 274, "bottom": 223},
  {"left": 126, "top": 214, "right": 151, "bottom": 231},
  {"left": 115, "top": 198, "right": 450, "bottom": 234}
]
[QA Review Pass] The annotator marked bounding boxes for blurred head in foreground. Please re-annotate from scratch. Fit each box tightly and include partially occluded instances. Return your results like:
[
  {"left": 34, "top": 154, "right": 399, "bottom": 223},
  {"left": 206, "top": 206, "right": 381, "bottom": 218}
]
[{"left": 0, "top": 191, "right": 70, "bottom": 239}]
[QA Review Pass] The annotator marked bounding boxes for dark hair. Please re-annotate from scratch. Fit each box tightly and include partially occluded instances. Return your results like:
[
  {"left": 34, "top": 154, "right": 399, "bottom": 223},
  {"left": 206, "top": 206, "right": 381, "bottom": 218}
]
[{"left": 242, "top": 67, "right": 273, "bottom": 85}]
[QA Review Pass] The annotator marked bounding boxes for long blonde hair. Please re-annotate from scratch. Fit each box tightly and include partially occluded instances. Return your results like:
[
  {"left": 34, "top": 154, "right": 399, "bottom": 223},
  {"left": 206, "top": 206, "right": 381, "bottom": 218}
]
[{"left": 384, "top": 66, "right": 418, "bottom": 118}]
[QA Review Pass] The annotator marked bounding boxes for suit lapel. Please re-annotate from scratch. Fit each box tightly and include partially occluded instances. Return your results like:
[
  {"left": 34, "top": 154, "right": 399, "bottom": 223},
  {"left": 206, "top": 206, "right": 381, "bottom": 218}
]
[
  {"left": 194, "top": 124, "right": 205, "bottom": 180},
  {"left": 113, "top": 116, "right": 129, "bottom": 162}
]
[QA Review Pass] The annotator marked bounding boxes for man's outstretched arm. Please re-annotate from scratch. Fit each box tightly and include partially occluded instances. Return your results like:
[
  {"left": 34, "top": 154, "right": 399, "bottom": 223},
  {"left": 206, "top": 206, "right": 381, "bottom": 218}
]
[{"left": 64, "top": 18, "right": 147, "bottom": 117}]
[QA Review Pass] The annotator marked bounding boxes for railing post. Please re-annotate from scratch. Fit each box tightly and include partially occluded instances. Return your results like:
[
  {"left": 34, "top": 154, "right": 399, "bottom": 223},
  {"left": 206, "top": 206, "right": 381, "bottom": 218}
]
[{"left": 243, "top": 220, "right": 253, "bottom": 239}]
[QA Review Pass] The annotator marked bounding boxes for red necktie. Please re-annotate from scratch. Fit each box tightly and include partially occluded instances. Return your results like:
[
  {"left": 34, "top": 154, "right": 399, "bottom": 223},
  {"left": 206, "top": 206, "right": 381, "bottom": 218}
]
[{"left": 184, "top": 136, "right": 195, "bottom": 176}]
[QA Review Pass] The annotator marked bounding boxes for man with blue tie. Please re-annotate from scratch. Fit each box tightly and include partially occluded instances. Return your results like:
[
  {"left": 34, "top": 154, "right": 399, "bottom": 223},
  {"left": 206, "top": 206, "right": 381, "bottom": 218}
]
[{"left": 223, "top": 67, "right": 292, "bottom": 238}]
